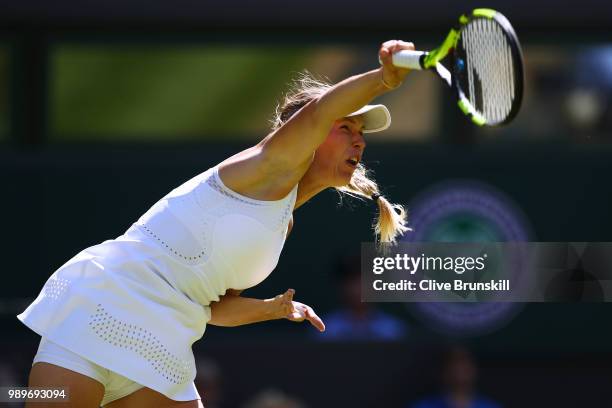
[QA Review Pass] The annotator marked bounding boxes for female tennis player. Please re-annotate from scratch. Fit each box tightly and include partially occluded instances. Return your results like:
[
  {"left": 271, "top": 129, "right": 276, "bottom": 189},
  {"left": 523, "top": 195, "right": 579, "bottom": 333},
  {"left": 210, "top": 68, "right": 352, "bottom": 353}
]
[{"left": 18, "top": 40, "right": 412, "bottom": 407}]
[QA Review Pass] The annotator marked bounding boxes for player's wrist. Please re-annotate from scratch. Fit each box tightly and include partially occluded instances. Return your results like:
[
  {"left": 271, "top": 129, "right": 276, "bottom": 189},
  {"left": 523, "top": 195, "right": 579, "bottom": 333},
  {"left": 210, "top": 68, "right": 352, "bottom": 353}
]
[
  {"left": 379, "top": 68, "right": 402, "bottom": 90},
  {"left": 265, "top": 296, "right": 289, "bottom": 320}
]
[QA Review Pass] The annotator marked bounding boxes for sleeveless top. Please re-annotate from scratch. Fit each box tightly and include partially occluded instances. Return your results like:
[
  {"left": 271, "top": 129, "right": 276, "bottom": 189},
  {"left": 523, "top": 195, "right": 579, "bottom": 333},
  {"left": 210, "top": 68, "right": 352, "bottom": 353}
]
[
  {"left": 131, "top": 165, "right": 297, "bottom": 302},
  {"left": 17, "top": 165, "right": 298, "bottom": 401}
]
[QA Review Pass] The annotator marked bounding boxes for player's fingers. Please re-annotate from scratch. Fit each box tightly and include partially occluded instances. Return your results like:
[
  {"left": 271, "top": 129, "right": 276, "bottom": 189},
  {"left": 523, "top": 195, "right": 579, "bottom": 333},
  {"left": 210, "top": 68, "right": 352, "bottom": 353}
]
[
  {"left": 379, "top": 47, "right": 391, "bottom": 66},
  {"left": 381, "top": 40, "right": 415, "bottom": 66},
  {"left": 280, "top": 289, "right": 295, "bottom": 305},
  {"left": 283, "top": 288, "right": 295, "bottom": 303},
  {"left": 382, "top": 39, "right": 402, "bottom": 49},
  {"left": 393, "top": 41, "right": 415, "bottom": 52},
  {"left": 379, "top": 40, "right": 401, "bottom": 63},
  {"left": 285, "top": 293, "right": 297, "bottom": 313},
  {"left": 305, "top": 308, "right": 325, "bottom": 332}
]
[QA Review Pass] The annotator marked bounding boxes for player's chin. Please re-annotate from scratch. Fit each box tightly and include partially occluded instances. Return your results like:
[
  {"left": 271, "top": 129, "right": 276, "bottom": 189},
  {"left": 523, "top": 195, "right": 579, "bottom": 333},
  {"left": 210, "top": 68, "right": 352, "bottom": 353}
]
[{"left": 333, "top": 166, "right": 356, "bottom": 187}]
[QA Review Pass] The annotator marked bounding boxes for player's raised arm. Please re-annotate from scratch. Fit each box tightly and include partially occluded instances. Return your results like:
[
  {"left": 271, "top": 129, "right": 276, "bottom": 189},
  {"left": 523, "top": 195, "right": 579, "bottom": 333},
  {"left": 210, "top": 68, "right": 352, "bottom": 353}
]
[{"left": 258, "top": 40, "right": 414, "bottom": 171}]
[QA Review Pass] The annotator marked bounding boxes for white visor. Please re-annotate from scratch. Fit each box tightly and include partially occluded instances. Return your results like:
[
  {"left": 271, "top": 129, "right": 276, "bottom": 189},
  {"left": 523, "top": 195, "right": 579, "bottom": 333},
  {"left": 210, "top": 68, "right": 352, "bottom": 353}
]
[{"left": 346, "top": 104, "right": 391, "bottom": 133}]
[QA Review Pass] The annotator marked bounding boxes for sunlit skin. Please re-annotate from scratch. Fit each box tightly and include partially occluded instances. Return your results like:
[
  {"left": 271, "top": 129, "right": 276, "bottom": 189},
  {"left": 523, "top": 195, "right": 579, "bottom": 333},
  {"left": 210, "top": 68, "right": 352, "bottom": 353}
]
[{"left": 296, "top": 116, "right": 366, "bottom": 208}]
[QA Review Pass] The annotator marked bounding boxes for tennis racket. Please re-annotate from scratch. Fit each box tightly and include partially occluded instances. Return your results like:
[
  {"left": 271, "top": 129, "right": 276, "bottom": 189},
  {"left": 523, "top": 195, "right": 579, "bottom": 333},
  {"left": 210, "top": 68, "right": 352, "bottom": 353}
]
[{"left": 391, "top": 8, "right": 524, "bottom": 126}]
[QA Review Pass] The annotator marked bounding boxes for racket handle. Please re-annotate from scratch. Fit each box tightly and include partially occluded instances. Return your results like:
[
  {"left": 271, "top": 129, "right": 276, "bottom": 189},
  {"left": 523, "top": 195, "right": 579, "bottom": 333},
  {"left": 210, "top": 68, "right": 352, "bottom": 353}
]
[{"left": 392, "top": 50, "right": 427, "bottom": 70}]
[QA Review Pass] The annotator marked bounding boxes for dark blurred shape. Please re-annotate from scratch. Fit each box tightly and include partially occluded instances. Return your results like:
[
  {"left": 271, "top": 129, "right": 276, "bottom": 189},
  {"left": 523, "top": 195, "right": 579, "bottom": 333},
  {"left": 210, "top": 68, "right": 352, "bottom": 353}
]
[
  {"left": 0, "top": 46, "right": 9, "bottom": 141},
  {"left": 316, "top": 255, "right": 408, "bottom": 342},
  {"left": 0, "top": 362, "right": 21, "bottom": 407},
  {"left": 242, "top": 388, "right": 306, "bottom": 408},
  {"left": 565, "top": 47, "right": 612, "bottom": 138},
  {"left": 194, "top": 357, "right": 224, "bottom": 408},
  {"left": 541, "top": 243, "right": 607, "bottom": 302},
  {"left": 410, "top": 346, "right": 501, "bottom": 408}
]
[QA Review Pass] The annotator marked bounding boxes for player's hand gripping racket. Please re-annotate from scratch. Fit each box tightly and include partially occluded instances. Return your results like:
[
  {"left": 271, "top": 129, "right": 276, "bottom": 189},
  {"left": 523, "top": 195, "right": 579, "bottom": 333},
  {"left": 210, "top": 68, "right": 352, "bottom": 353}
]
[{"left": 391, "top": 8, "right": 524, "bottom": 126}]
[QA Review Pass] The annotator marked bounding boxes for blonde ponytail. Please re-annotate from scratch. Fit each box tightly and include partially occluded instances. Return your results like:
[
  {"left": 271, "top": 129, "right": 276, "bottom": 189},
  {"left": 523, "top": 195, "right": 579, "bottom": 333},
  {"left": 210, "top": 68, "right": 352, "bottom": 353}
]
[
  {"left": 373, "top": 194, "right": 409, "bottom": 244},
  {"left": 336, "top": 164, "right": 410, "bottom": 245}
]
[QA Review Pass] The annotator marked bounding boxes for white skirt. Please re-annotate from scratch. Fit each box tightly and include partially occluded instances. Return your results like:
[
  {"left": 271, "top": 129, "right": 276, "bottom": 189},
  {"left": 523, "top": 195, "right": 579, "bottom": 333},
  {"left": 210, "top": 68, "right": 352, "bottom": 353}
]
[{"left": 18, "top": 231, "right": 210, "bottom": 401}]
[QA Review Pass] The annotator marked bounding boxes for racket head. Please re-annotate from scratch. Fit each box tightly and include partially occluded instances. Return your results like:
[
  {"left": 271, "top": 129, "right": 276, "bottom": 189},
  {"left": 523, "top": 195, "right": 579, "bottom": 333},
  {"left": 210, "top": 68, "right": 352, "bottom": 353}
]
[{"left": 452, "top": 9, "right": 524, "bottom": 126}]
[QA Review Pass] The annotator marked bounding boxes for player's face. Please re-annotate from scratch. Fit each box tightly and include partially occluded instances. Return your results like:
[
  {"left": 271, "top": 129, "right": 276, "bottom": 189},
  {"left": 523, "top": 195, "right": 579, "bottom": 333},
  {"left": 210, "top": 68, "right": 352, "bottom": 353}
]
[{"left": 313, "top": 116, "right": 366, "bottom": 187}]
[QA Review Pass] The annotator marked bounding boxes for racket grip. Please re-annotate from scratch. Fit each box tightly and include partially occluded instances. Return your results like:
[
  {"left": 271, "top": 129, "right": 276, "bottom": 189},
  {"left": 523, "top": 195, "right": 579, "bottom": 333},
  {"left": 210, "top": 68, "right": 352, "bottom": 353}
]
[{"left": 392, "top": 50, "right": 427, "bottom": 70}]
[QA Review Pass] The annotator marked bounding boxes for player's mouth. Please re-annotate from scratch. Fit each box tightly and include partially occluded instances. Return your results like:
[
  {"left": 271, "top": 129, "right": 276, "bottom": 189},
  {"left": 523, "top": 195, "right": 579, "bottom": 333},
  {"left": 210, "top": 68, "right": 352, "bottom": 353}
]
[{"left": 346, "top": 157, "right": 359, "bottom": 168}]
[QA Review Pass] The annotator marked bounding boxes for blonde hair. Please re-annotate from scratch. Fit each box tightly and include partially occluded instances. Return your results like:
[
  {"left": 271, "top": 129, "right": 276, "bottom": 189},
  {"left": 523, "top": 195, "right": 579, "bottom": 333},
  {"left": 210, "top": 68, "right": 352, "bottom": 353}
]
[{"left": 272, "top": 71, "right": 410, "bottom": 245}]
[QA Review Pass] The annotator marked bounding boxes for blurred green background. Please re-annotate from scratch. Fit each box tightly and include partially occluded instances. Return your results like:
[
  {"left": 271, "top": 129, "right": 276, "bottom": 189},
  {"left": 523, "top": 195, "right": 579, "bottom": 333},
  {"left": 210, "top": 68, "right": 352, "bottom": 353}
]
[{"left": 50, "top": 46, "right": 309, "bottom": 139}]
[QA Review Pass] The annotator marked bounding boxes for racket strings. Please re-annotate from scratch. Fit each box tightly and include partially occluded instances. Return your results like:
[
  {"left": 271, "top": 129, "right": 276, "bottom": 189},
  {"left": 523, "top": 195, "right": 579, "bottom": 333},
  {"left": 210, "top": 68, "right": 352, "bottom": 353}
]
[{"left": 461, "top": 18, "right": 516, "bottom": 124}]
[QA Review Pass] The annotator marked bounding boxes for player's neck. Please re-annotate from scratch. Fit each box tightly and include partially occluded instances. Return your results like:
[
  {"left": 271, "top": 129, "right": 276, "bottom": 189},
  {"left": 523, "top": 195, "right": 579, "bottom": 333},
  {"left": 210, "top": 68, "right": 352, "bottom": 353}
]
[{"left": 294, "top": 166, "right": 329, "bottom": 210}]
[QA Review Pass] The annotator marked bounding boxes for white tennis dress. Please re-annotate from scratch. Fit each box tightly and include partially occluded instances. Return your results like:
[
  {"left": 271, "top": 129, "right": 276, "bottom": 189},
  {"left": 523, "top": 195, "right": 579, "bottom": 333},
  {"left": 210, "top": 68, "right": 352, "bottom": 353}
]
[{"left": 18, "top": 165, "right": 298, "bottom": 401}]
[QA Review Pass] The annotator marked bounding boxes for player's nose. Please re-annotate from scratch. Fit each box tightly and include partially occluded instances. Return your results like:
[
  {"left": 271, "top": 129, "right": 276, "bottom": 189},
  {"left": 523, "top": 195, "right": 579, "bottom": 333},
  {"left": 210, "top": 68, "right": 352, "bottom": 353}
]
[{"left": 352, "top": 132, "right": 366, "bottom": 149}]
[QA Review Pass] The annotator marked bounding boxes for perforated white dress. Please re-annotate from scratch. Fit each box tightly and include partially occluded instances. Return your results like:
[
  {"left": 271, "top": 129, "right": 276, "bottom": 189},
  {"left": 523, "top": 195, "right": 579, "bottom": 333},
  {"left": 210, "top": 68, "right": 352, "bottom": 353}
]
[{"left": 18, "top": 166, "right": 298, "bottom": 401}]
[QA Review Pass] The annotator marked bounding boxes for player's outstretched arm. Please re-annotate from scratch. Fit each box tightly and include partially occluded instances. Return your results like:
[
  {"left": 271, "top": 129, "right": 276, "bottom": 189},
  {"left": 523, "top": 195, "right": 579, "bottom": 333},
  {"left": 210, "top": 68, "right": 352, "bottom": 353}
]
[
  {"left": 217, "top": 41, "right": 414, "bottom": 201},
  {"left": 259, "top": 40, "right": 414, "bottom": 169},
  {"left": 208, "top": 288, "right": 325, "bottom": 332}
]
